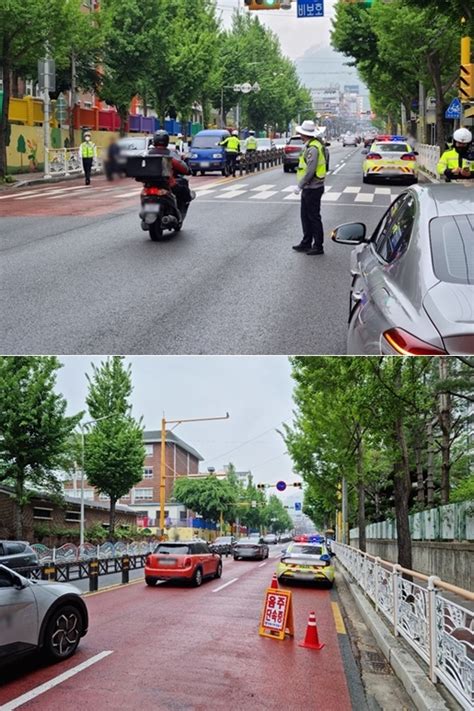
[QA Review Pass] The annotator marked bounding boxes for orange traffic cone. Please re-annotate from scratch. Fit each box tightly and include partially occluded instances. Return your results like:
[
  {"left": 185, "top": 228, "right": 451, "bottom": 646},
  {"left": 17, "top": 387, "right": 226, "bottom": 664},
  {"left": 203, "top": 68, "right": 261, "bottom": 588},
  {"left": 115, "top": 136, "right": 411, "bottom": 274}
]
[
  {"left": 299, "top": 612, "right": 324, "bottom": 650},
  {"left": 270, "top": 573, "right": 279, "bottom": 589}
]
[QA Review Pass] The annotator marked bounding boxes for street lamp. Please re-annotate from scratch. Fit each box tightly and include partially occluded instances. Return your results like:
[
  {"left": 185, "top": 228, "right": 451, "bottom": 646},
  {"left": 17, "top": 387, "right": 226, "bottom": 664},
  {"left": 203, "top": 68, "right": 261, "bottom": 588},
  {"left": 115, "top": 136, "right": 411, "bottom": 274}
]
[
  {"left": 160, "top": 413, "right": 230, "bottom": 537},
  {"left": 220, "top": 82, "right": 260, "bottom": 130},
  {"left": 79, "top": 413, "right": 121, "bottom": 548}
]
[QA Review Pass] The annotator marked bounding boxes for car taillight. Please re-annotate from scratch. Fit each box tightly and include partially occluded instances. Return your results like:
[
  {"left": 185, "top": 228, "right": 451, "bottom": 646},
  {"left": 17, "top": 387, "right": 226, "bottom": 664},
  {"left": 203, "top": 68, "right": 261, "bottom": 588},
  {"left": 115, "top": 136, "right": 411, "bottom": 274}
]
[
  {"left": 366, "top": 153, "right": 382, "bottom": 160},
  {"left": 284, "top": 145, "right": 300, "bottom": 153},
  {"left": 146, "top": 555, "right": 152, "bottom": 565},
  {"left": 143, "top": 186, "right": 167, "bottom": 196},
  {"left": 401, "top": 153, "right": 416, "bottom": 161},
  {"left": 383, "top": 329, "right": 447, "bottom": 355}
]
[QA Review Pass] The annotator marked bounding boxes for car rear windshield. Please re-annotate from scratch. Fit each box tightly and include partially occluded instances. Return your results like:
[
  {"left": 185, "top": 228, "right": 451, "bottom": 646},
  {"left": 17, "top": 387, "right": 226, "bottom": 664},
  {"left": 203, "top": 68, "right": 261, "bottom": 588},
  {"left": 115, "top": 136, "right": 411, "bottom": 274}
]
[
  {"left": 430, "top": 215, "right": 474, "bottom": 285},
  {"left": 154, "top": 544, "right": 190, "bottom": 555},
  {"left": 192, "top": 136, "right": 222, "bottom": 148},
  {"left": 236, "top": 538, "right": 257, "bottom": 544},
  {"left": 288, "top": 137, "right": 304, "bottom": 145},
  {"left": 374, "top": 143, "right": 410, "bottom": 153},
  {"left": 290, "top": 545, "right": 323, "bottom": 556}
]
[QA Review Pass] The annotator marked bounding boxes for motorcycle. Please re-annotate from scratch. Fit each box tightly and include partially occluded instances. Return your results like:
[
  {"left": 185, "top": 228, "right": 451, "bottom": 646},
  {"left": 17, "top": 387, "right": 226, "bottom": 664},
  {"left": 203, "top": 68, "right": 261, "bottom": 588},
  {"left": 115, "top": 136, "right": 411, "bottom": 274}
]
[{"left": 125, "top": 154, "right": 193, "bottom": 242}]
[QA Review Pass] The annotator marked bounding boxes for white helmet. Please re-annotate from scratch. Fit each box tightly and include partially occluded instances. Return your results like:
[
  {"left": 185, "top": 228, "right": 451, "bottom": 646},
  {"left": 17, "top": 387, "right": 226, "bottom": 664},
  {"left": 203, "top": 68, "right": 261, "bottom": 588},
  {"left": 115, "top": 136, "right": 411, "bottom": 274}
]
[
  {"left": 249, "top": 130, "right": 255, "bottom": 135},
  {"left": 453, "top": 127, "right": 472, "bottom": 144},
  {"left": 177, "top": 133, "right": 183, "bottom": 138},
  {"left": 232, "top": 130, "right": 239, "bottom": 136}
]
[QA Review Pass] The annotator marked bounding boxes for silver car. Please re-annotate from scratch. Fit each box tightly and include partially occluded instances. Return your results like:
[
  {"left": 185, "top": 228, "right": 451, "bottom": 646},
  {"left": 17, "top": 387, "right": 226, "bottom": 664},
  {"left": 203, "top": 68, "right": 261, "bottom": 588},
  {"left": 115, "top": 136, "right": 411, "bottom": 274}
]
[
  {"left": 332, "top": 184, "right": 474, "bottom": 354},
  {"left": 0, "top": 563, "right": 88, "bottom": 666},
  {"left": 233, "top": 537, "right": 269, "bottom": 561}
]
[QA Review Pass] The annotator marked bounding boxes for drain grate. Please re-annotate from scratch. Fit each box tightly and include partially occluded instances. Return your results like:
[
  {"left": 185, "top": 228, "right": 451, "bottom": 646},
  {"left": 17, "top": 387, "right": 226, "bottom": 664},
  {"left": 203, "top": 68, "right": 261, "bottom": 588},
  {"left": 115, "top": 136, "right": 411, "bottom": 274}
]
[{"left": 362, "top": 650, "right": 391, "bottom": 674}]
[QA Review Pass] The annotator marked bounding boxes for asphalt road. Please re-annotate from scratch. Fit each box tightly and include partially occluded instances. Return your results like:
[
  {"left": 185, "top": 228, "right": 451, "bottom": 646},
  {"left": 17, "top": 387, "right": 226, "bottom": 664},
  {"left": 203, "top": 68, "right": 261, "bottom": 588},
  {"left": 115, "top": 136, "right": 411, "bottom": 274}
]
[{"left": 1, "top": 145, "right": 416, "bottom": 354}]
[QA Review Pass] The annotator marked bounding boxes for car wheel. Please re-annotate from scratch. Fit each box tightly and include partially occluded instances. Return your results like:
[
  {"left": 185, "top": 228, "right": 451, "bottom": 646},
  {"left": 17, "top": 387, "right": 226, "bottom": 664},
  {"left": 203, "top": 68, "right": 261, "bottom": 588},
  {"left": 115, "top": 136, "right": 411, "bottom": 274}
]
[
  {"left": 214, "top": 561, "right": 222, "bottom": 579},
  {"left": 192, "top": 567, "right": 203, "bottom": 587},
  {"left": 233, "top": 556, "right": 239, "bottom": 560},
  {"left": 145, "top": 576, "right": 158, "bottom": 586},
  {"left": 362, "top": 175, "right": 370, "bottom": 184},
  {"left": 191, "top": 170, "right": 197, "bottom": 176},
  {"left": 43, "top": 605, "right": 83, "bottom": 661},
  {"left": 200, "top": 170, "right": 206, "bottom": 176}
]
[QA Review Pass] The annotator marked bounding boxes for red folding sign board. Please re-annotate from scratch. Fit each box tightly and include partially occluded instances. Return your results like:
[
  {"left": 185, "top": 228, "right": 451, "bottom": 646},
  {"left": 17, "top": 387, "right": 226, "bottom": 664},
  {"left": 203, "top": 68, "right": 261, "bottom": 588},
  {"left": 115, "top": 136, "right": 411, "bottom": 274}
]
[{"left": 259, "top": 588, "right": 294, "bottom": 641}]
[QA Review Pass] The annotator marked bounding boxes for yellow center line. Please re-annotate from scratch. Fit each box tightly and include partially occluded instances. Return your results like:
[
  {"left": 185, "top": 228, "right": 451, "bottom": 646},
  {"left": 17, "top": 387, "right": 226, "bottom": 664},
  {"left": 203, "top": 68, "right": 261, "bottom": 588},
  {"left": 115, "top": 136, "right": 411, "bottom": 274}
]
[{"left": 331, "top": 601, "right": 347, "bottom": 634}]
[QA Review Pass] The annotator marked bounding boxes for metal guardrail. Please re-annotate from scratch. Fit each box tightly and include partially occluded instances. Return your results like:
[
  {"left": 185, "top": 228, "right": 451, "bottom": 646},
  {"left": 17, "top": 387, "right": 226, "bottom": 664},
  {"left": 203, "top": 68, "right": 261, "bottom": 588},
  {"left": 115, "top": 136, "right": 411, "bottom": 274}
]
[
  {"left": 334, "top": 542, "right": 473, "bottom": 710},
  {"left": 237, "top": 147, "right": 284, "bottom": 176},
  {"left": 30, "top": 541, "right": 155, "bottom": 563}
]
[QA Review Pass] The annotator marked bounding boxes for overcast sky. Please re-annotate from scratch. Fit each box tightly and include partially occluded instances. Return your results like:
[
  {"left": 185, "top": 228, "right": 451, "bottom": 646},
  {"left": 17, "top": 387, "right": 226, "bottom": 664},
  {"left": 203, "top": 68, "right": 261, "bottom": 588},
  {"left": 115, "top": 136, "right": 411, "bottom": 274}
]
[
  {"left": 216, "top": 0, "right": 338, "bottom": 59},
  {"left": 56, "top": 356, "right": 301, "bottom": 498}
]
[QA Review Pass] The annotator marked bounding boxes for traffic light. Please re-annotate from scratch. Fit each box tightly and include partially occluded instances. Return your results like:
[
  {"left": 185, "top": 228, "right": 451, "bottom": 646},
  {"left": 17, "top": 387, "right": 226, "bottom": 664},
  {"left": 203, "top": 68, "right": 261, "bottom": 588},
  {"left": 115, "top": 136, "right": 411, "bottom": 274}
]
[
  {"left": 245, "top": 0, "right": 281, "bottom": 10},
  {"left": 256, "top": 483, "right": 266, "bottom": 490},
  {"left": 292, "top": 482, "right": 302, "bottom": 489},
  {"left": 460, "top": 63, "right": 474, "bottom": 101}
]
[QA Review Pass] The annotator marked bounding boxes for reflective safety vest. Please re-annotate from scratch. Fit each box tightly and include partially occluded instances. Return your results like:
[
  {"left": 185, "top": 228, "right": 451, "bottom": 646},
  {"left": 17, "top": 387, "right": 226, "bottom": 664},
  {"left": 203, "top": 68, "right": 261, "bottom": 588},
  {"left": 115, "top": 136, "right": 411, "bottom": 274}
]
[
  {"left": 220, "top": 136, "right": 240, "bottom": 153},
  {"left": 296, "top": 138, "right": 327, "bottom": 183},
  {"left": 80, "top": 142, "right": 96, "bottom": 159},
  {"left": 437, "top": 147, "right": 474, "bottom": 177},
  {"left": 246, "top": 136, "right": 257, "bottom": 150}
]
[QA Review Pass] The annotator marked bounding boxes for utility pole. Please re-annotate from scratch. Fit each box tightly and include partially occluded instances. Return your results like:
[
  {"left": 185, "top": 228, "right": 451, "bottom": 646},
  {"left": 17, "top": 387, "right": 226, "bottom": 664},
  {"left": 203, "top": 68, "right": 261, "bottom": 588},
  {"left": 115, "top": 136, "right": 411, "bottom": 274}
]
[{"left": 159, "top": 413, "right": 230, "bottom": 537}]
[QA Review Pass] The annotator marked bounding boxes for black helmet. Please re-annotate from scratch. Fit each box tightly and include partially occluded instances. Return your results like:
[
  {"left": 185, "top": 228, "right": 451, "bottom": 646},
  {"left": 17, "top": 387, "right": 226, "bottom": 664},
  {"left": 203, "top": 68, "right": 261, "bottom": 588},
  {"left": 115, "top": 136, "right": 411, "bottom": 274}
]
[{"left": 153, "top": 130, "right": 169, "bottom": 147}]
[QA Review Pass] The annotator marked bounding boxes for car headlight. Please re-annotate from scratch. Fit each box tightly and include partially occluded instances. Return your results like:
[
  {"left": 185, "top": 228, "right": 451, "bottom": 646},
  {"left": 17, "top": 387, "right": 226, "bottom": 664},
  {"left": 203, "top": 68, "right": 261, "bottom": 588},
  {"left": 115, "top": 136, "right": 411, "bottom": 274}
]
[
  {"left": 212, "top": 153, "right": 223, "bottom": 159},
  {"left": 190, "top": 153, "right": 198, "bottom": 159}
]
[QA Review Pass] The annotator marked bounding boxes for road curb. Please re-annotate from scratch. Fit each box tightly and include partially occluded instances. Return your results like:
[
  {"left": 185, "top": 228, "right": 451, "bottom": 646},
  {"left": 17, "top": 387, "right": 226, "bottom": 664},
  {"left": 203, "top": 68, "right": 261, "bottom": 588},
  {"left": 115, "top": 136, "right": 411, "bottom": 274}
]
[{"left": 336, "top": 563, "right": 451, "bottom": 711}]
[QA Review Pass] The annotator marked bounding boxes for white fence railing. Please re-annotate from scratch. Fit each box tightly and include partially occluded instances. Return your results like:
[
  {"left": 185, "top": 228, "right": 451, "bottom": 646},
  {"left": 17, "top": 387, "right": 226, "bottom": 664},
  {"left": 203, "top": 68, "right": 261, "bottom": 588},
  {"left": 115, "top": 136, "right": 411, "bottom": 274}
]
[
  {"left": 47, "top": 148, "right": 103, "bottom": 176},
  {"left": 334, "top": 542, "right": 474, "bottom": 710},
  {"left": 31, "top": 540, "right": 155, "bottom": 563},
  {"left": 416, "top": 143, "right": 440, "bottom": 180}
]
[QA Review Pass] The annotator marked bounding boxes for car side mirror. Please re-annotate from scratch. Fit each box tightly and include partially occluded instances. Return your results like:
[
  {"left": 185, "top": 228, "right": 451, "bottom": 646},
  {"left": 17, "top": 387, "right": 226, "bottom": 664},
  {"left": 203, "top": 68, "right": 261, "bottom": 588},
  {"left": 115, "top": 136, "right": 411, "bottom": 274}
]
[
  {"left": 331, "top": 222, "right": 367, "bottom": 245},
  {"left": 361, "top": 149, "right": 368, "bottom": 154}
]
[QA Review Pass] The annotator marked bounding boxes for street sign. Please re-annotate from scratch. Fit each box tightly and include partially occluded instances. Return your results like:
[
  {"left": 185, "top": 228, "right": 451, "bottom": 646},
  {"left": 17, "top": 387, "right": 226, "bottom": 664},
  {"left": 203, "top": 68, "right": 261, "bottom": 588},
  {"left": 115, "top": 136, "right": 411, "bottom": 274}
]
[
  {"left": 259, "top": 588, "right": 294, "bottom": 640},
  {"left": 276, "top": 480, "right": 287, "bottom": 492},
  {"left": 233, "top": 84, "right": 242, "bottom": 92},
  {"left": 38, "top": 58, "right": 56, "bottom": 92},
  {"left": 445, "top": 97, "right": 461, "bottom": 120},
  {"left": 297, "top": 0, "right": 324, "bottom": 17},
  {"left": 240, "top": 82, "right": 253, "bottom": 94},
  {"left": 55, "top": 92, "right": 68, "bottom": 123},
  {"left": 294, "top": 502, "right": 302, "bottom": 512}
]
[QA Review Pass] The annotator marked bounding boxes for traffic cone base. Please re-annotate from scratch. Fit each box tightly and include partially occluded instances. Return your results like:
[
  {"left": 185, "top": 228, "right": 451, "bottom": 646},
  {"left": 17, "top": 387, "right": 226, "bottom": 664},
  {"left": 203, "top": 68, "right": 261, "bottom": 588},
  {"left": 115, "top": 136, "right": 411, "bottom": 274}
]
[
  {"left": 270, "top": 573, "right": 279, "bottom": 589},
  {"left": 299, "top": 612, "right": 324, "bottom": 650}
]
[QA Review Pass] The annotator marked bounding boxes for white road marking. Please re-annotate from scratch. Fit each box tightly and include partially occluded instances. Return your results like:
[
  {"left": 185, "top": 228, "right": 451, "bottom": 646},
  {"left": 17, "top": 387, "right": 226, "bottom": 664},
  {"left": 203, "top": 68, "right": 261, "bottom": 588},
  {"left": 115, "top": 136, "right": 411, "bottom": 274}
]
[
  {"left": 281, "top": 185, "right": 296, "bottom": 192},
  {"left": 258, "top": 562, "right": 267, "bottom": 568},
  {"left": 354, "top": 193, "right": 374, "bottom": 203},
  {"left": 374, "top": 187, "right": 392, "bottom": 195},
  {"left": 283, "top": 194, "right": 300, "bottom": 201},
  {"left": 322, "top": 192, "right": 342, "bottom": 201},
  {"left": 220, "top": 183, "right": 249, "bottom": 191},
  {"left": 212, "top": 577, "right": 239, "bottom": 593},
  {"left": 215, "top": 189, "right": 248, "bottom": 199},
  {"left": 195, "top": 189, "right": 217, "bottom": 197},
  {"left": 249, "top": 190, "right": 279, "bottom": 200},
  {"left": 332, "top": 164, "right": 345, "bottom": 175},
  {"left": 250, "top": 184, "right": 276, "bottom": 191},
  {"left": 110, "top": 190, "right": 142, "bottom": 198},
  {"left": 343, "top": 186, "right": 361, "bottom": 194},
  {"left": 14, "top": 185, "right": 90, "bottom": 200},
  {"left": 1, "top": 651, "right": 114, "bottom": 710}
]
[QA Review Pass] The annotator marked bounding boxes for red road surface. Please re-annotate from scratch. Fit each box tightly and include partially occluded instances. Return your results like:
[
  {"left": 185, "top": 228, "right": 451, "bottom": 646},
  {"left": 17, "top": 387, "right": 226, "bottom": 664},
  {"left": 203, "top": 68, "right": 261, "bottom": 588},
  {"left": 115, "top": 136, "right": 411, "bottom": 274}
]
[
  {"left": 0, "top": 174, "right": 221, "bottom": 218},
  {"left": 0, "top": 553, "right": 354, "bottom": 710}
]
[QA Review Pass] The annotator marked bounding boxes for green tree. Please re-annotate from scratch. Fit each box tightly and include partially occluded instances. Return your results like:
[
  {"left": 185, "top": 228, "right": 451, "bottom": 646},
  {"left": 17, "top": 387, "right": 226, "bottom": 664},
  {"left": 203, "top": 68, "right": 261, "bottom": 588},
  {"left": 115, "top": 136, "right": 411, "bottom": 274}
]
[
  {"left": 262, "top": 494, "right": 292, "bottom": 534},
  {"left": 173, "top": 476, "right": 237, "bottom": 524},
  {"left": 84, "top": 357, "right": 145, "bottom": 535},
  {"left": 0, "top": 357, "right": 81, "bottom": 538}
]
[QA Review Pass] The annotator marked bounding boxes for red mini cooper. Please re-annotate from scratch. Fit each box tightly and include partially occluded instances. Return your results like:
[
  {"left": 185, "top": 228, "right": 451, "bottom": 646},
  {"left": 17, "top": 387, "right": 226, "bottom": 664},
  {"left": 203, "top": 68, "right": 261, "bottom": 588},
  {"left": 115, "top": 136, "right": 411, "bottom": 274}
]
[{"left": 145, "top": 541, "right": 222, "bottom": 587}]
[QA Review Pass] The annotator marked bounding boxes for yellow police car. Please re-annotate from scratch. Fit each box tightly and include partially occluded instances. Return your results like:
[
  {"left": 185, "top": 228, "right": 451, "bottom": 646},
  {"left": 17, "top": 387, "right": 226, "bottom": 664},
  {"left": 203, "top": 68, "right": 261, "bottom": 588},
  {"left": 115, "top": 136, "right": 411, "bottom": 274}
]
[
  {"left": 276, "top": 538, "right": 335, "bottom": 587},
  {"left": 362, "top": 139, "right": 418, "bottom": 184}
]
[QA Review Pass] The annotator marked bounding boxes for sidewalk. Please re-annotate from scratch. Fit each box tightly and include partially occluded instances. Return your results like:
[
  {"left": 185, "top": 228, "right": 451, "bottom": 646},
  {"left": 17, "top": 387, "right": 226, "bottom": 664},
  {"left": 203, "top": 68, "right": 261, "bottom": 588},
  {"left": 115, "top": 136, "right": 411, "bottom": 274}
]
[{"left": 0, "top": 169, "right": 100, "bottom": 191}]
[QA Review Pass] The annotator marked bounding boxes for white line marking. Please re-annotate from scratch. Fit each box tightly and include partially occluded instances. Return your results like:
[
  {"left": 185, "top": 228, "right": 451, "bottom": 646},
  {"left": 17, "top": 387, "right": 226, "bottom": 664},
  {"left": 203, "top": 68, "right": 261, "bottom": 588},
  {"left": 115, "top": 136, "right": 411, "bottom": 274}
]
[
  {"left": 110, "top": 190, "right": 142, "bottom": 198},
  {"left": 14, "top": 185, "right": 90, "bottom": 200},
  {"left": 332, "top": 164, "right": 345, "bottom": 175},
  {"left": 283, "top": 194, "right": 300, "bottom": 201},
  {"left": 258, "top": 562, "right": 267, "bottom": 567},
  {"left": 220, "top": 183, "right": 249, "bottom": 191},
  {"left": 281, "top": 185, "right": 296, "bottom": 192},
  {"left": 249, "top": 190, "right": 278, "bottom": 200},
  {"left": 354, "top": 193, "right": 374, "bottom": 203},
  {"left": 374, "top": 187, "right": 391, "bottom": 195},
  {"left": 1, "top": 651, "right": 114, "bottom": 710},
  {"left": 215, "top": 190, "right": 248, "bottom": 199},
  {"left": 343, "top": 186, "right": 361, "bottom": 194},
  {"left": 249, "top": 184, "right": 276, "bottom": 191},
  {"left": 212, "top": 577, "right": 239, "bottom": 593},
  {"left": 322, "top": 192, "right": 341, "bottom": 201},
  {"left": 195, "top": 189, "right": 217, "bottom": 197}
]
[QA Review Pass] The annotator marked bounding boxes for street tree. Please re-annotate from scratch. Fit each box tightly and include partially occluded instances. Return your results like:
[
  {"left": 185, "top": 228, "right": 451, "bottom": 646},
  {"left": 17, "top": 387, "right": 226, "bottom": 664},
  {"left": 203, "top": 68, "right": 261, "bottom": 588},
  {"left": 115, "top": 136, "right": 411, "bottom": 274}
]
[
  {"left": 0, "top": 357, "right": 81, "bottom": 538},
  {"left": 262, "top": 494, "right": 293, "bottom": 534},
  {"left": 84, "top": 357, "right": 145, "bottom": 535},
  {"left": 173, "top": 476, "right": 237, "bottom": 524}
]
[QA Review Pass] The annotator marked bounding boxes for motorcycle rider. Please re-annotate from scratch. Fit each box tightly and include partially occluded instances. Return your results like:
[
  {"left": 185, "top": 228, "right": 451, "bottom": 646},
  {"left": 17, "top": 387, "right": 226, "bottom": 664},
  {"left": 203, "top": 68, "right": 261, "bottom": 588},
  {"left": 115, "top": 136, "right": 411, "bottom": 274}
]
[
  {"left": 148, "top": 130, "right": 194, "bottom": 216},
  {"left": 219, "top": 129, "right": 240, "bottom": 177},
  {"left": 437, "top": 127, "right": 474, "bottom": 181}
]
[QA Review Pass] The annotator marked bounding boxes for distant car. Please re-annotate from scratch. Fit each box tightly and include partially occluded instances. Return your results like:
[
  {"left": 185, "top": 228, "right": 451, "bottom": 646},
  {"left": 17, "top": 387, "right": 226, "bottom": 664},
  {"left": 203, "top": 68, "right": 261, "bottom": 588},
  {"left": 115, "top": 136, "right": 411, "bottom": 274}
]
[
  {"left": 187, "top": 129, "right": 230, "bottom": 176},
  {"left": 363, "top": 132, "right": 377, "bottom": 147},
  {"left": 332, "top": 184, "right": 474, "bottom": 355},
  {"left": 343, "top": 133, "right": 358, "bottom": 147},
  {"left": 362, "top": 141, "right": 418, "bottom": 184},
  {"left": 262, "top": 533, "right": 278, "bottom": 545},
  {"left": 276, "top": 541, "right": 335, "bottom": 587},
  {"left": 283, "top": 136, "right": 305, "bottom": 173},
  {"left": 255, "top": 138, "right": 274, "bottom": 152},
  {"left": 233, "top": 538, "right": 269, "bottom": 561},
  {"left": 209, "top": 536, "right": 236, "bottom": 556},
  {"left": 0, "top": 540, "right": 38, "bottom": 571},
  {"left": 0, "top": 563, "right": 88, "bottom": 666},
  {"left": 145, "top": 541, "right": 222, "bottom": 587}
]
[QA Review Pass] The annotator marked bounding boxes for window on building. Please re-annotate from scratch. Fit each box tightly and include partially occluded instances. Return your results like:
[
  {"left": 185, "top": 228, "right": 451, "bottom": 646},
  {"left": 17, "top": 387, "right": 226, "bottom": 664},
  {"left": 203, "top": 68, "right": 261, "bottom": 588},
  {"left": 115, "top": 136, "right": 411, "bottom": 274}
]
[
  {"left": 83, "top": 489, "right": 94, "bottom": 500},
  {"left": 135, "top": 488, "right": 153, "bottom": 500},
  {"left": 65, "top": 510, "right": 81, "bottom": 522},
  {"left": 99, "top": 493, "right": 110, "bottom": 501},
  {"left": 144, "top": 444, "right": 153, "bottom": 456},
  {"left": 33, "top": 507, "right": 52, "bottom": 520},
  {"left": 143, "top": 467, "right": 153, "bottom": 479},
  {"left": 121, "top": 492, "right": 131, "bottom": 499},
  {"left": 179, "top": 510, "right": 187, "bottom": 521}
]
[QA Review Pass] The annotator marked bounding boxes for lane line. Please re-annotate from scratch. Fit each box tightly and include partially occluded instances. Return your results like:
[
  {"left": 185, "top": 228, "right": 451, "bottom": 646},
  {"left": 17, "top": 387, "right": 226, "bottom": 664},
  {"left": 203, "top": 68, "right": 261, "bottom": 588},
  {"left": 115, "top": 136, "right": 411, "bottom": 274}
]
[
  {"left": 1, "top": 651, "right": 114, "bottom": 710},
  {"left": 331, "top": 601, "right": 347, "bottom": 634},
  {"left": 196, "top": 199, "right": 390, "bottom": 209},
  {"left": 258, "top": 562, "right": 268, "bottom": 568},
  {"left": 212, "top": 577, "right": 239, "bottom": 593},
  {"left": 332, "top": 163, "right": 345, "bottom": 175}
]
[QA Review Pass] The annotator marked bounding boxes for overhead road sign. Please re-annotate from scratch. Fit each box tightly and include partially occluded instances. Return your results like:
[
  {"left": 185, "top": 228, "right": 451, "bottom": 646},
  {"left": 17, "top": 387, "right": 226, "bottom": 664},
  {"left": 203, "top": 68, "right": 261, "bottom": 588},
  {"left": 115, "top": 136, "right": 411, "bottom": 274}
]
[
  {"left": 445, "top": 97, "right": 462, "bottom": 120},
  {"left": 297, "top": 0, "right": 324, "bottom": 18},
  {"left": 276, "top": 480, "right": 287, "bottom": 492}
]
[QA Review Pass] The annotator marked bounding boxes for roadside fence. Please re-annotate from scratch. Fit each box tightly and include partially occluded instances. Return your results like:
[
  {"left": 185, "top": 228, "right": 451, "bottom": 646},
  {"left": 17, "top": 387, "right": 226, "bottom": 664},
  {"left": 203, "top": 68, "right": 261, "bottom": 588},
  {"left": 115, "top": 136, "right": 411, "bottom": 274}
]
[
  {"left": 237, "top": 147, "right": 284, "bottom": 176},
  {"left": 31, "top": 540, "right": 154, "bottom": 564},
  {"left": 416, "top": 143, "right": 440, "bottom": 180},
  {"left": 334, "top": 542, "right": 474, "bottom": 710},
  {"left": 47, "top": 148, "right": 103, "bottom": 177}
]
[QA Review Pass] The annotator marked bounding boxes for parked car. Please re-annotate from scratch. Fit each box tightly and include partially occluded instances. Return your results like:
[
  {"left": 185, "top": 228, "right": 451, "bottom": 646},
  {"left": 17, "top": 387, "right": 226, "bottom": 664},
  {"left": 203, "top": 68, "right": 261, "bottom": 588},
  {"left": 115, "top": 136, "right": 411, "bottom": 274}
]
[
  {"left": 144, "top": 541, "right": 222, "bottom": 587},
  {"left": 276, "top": 541, "right": 335, "bottom": 587},
  {"left": 283, "top": 136, "right": 305, "bottom": 173},
  {"left": 233, "top": 537, "right": 269, "bottom": 561},
  {"left": 0, "top": 563, "right": 88, "bottom": 666},
  {"left": 0, "top": 540, "right": 38, "bottom": 571},
  {"left": 332, "top": 184, "right": 474, "bottom": 355},
  {"left": 262, "top": 533, "right": 278, "bottom": 545},
  {"left": 187, "top": 129, "right": 230, "bottom": 176},
  {"left": 209, "top": 536, "right": 236, "bottom": 556}
]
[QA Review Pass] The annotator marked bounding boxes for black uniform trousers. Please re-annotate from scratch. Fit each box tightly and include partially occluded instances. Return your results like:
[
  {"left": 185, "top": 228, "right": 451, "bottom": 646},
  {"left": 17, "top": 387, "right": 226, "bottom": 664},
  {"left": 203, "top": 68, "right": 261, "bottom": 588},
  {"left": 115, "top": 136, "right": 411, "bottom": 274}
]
[
  {"left": 300, "top": 185, "right": 325, "bottom": 249},
  {"left": 82, "top": 157, "right": 93, "bottom": 185},
  {"left": 225, "top": 151, "right": 238, "bottom": 176}
]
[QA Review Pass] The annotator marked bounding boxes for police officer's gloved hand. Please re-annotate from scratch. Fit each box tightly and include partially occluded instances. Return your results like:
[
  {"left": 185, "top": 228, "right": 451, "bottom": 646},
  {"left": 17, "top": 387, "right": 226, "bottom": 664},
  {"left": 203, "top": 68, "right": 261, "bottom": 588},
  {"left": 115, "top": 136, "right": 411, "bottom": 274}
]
[{"left": 444, "top": 169, "right": 453, "bottom": 181}]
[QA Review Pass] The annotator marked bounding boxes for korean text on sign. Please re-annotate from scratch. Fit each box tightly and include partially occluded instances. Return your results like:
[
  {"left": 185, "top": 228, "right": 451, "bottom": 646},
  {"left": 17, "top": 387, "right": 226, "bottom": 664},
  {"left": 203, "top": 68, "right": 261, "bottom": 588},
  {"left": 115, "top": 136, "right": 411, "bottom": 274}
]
[
  {"left": 297, "top": 0, "right": 324, "bottom": 18},
  {"left": 264, "top": 593, "right": 288, "bottom": 631}
]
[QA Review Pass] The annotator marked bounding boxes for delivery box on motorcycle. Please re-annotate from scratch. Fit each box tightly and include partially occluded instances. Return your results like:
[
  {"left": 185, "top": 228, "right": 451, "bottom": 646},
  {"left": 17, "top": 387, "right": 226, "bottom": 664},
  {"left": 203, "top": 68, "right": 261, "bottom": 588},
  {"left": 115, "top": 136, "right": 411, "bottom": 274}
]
[{"left": 125, "top": 154, "right": 173, "bottom": 179}]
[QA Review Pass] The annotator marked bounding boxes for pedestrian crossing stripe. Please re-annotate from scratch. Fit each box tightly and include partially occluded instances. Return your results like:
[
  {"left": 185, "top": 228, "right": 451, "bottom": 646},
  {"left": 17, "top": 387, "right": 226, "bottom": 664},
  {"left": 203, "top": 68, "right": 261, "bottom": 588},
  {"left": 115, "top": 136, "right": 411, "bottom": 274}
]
[{"left": 250, "top": 191, "right": 279, "bottom": 200}]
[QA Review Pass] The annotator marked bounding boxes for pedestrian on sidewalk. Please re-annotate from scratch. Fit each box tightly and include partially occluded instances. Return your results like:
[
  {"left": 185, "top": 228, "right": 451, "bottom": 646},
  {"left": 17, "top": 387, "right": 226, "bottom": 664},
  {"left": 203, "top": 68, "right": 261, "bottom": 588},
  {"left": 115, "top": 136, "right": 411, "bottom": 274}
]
[
  {"left": 79, "top": 131, "right": 97, "bottom": 185},
  {"left": 292, "top": 120, "right": 327, "bottom": 255}
]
